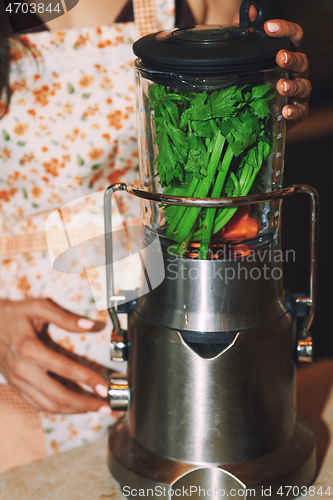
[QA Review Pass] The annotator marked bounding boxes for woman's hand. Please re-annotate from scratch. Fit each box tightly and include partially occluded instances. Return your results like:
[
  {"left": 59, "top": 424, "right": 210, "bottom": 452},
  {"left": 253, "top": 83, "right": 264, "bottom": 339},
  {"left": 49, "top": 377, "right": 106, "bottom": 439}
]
[
  {"left": 264, "top": 20, "right": 311, "bottom": 129},
  {"left": 233, "top": 9, "right": 311, "bottom": 129},
  {"left": 0, "top": 298, "right": 111, "bottom": 414}
]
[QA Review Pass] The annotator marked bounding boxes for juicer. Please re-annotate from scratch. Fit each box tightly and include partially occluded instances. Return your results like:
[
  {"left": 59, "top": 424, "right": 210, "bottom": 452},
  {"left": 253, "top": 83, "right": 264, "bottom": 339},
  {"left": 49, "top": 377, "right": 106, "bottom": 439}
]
[{"left": 104, "top": 3, "right": 319, "bottom": 498}]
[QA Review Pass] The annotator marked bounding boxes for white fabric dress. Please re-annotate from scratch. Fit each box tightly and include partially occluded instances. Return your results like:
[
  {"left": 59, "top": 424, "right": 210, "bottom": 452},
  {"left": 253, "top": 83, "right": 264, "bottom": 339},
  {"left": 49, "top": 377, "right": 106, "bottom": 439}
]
[{"left": 0, "top": 0, "right": 175, "bottom": 456}]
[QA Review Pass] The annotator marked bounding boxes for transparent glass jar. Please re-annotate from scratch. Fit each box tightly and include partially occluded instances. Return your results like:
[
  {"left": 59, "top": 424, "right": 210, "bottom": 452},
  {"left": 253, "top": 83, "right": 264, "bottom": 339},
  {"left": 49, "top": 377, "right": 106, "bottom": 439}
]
[{"left": 133, "top": 25, "right": 289, "bottom": 259}]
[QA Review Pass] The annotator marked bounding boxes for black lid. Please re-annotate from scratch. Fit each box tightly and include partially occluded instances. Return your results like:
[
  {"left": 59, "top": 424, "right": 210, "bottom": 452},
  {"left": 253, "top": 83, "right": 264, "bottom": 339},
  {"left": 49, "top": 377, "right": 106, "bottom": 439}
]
[{"left": 133, "top": 21, "right": 289, "bottom": 77}]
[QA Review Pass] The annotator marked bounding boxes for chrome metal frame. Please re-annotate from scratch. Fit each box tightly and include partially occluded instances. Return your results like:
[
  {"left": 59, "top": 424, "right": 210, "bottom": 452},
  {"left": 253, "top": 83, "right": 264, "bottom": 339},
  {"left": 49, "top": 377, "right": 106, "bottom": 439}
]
[
  {"left": 104, "top": 183, "right": 319, "bottom": 353},
  {"left": 126, "top": 183, "right": 297, "bottom": 207}
]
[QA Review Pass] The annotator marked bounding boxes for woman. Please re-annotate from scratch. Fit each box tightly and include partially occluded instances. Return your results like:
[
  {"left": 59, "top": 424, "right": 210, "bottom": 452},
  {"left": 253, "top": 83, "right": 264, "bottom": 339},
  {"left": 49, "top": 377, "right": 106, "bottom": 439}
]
[{"left": 0, "top": 0, "right": 311, "bottom": 471}]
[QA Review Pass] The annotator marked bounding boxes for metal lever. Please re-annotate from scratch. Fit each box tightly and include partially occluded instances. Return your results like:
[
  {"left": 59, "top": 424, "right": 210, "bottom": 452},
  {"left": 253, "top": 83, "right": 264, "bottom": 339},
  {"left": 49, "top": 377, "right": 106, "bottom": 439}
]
[
  {"left": 110, "top": 330, "right": 127, "bottom": 362},
  {"left": 108, "top": 374, "right": 130, "bottom": 411}
]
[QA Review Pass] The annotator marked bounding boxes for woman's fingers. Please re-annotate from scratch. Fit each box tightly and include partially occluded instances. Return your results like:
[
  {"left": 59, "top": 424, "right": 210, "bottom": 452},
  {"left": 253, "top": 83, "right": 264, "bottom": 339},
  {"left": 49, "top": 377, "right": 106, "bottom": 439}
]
[
  {"left": 11, "top": 365, "right": 111, "bottom": 414},
  {"left": 14, "top": 383, "right": 50, "bottom": 412},
  {"left": 264, "top": 21, "right": 310, "bottom": 128},
  {"left": 264, "top": 19, "right": 303, "bottom": 50},
  {"left": 275, "top": 49, "right": 311, "bottom": 126},
  {"left": 0, "top": 298, "right": 111, "bottom": 414},
  {"left": 276, "top": 50, "right": 309, "bottom": 79},
  {"left": 10, "top": 372, "right": 64, "bottom": 413},
  {"left": 19, "top": 298, "right": 106, "bottom": 333},
  {"left": 16, "top": 334, "right": 109, "bottom": 398},
  {"left": 277, "top": 78, "right": 312, "bottom": 100},
  {"left": 282, "top": 101, "right": 309, "bottom": 123}
]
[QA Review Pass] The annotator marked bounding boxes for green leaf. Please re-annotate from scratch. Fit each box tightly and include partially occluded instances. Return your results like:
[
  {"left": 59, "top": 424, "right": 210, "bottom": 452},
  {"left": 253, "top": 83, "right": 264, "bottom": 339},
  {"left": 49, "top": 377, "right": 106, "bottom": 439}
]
[
  {"left": 67, "top": 83, "right": 75, "bottom": 94},
  {"left": 191, "top": 87, "right": 237, "bottom": 121},
  {"left": 2, "top": 130, "right": 10, "bottom": 141},
  {"left": 251, "top": 84, "right": 271, "bottom": 99},
  {"left": 148, "top": 83, "right": 166, "bottom": 109},
  {"left": 190, "top": 92, "right": 208, "bottom": 121},
  {"left": 249, "top": 100, "right": 271, "bottom": 119},
  {"left": 210, "top": 86, "right": 237, "bottom": 118},
  {"left": 23, "top": 188, "right": 28, "bottom": 199},
  {"left": 220, "top": 114, "right": 258, "bottom": 157},
  {"left": 163, "top": 183, "right": 193, "bottom": 225},
  {"left": 164, "top": 182, "right": 192, "bottom": 198},
  {"left": 17, "top": 141, "right": 26, "bottom": 147},
  {"left": 191, "top": 120, "right": 213, "bottom": 138},
  {"left": 155, "top": 128, "right": 183, "bottom": 186},
  {"left": 77, "top": 155, "right": 85, "bottom": 166},
  {"left": 82, "top": 93, "right": 91, "bottom": 99},
  {"left": 91, "top": 164, "right": 100, "bottom": 170},
  {"left": 164, "top": 100, "right": 180, "bottom": 127},
  {"left": 236, "top": 85, "right": 252, "bottom": 103},
  {"left": 184, "top": 135, "right": 208, "bottom": 177},
  {"left": 165, "top": 122, "right": 188, "bottom": 159},
  {"left": 179, "top": 107, "right": 192, "bottom": 130},
  {"left": 32, "top": 203, "right": 39, "bottom": 208}
]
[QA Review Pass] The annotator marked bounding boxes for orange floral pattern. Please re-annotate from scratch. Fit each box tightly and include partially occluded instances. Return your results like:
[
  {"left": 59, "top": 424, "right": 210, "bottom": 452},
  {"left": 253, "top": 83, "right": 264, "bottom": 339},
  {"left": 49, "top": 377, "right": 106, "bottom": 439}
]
[
  {"left": 13, "top": 123, "right": 29, "bottom": 135},
  {"left": 78, "top": 75, "right": 94, "bottom": 88},
  {"left": 33, "top": 85, "right": 56, "bottom": 106},
  {"left": 43, "top": 158, "right": 66, "bottom": 177},
  {"left": 88, "top": 147, "right": 104, "bottom": 161},
  {"left": 0, "top": 0, "right": 175, "bottom": 460}
]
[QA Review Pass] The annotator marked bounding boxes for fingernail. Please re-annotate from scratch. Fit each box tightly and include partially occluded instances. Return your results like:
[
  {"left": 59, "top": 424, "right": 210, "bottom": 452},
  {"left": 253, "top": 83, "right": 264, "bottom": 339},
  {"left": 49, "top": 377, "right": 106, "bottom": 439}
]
[
  {"left": 77, "top": 318, "right": 95, "bottom": 329},
  {"left": 283, "top": 81, "right": 291, "bottom": 93},
  {"left": 98, "top": 405, "right": 112, "bottom": 415},
  {"left": 267, "top": 22, "right": 280, "bottom": 33},
  {"left": 287, "top": 107, "right": 293, "bottom": 117},
  {"left": 284, "top": 51, "right": 289, "bottom": 65},
  {"left": 95, "top": 384, "right": 108, "bottom": 398}
]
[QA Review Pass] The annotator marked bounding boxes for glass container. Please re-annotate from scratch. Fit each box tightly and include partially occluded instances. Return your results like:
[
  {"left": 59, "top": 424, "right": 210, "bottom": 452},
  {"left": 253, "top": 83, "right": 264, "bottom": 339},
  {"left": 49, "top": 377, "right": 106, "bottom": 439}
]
[{"left": 133, "top": 23, "right": 289, "bottom": 260}]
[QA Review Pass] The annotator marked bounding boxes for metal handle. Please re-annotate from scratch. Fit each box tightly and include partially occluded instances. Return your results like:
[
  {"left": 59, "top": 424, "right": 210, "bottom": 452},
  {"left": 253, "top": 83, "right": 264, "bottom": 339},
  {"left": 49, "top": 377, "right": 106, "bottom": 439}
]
[
  {"left": 104, "top": 183, "right": 128, "bottom": 357},
  {"left": 239, "top": 0, "right": 263, "bottom": 29},
  {"left": 292, "top": 185, "right": 319, "bottom": 363},
  {"left": 126, "top": 184, "right": 297, "bottom": 207}
]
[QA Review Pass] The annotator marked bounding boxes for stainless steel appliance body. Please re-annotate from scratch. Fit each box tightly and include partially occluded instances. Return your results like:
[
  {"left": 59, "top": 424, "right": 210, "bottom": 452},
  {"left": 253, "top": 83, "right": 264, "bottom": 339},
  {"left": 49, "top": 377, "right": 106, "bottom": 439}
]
[
  {"left": 104, "top": 184, "right": 318, "bottom": 499},
  {"left": 109, "top": 311, "right": 315, "bottom": 499}
]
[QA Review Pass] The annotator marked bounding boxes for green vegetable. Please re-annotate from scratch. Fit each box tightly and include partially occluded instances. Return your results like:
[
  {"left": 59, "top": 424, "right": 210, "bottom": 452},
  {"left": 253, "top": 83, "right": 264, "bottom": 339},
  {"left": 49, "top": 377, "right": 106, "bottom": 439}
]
[{"left": 148, "top": 81, "right": 276, "bottom": 258}]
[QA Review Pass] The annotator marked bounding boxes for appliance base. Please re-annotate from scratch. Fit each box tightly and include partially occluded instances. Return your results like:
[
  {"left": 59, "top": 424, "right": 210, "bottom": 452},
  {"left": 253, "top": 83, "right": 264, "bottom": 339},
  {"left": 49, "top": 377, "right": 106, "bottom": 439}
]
[{"left": 108, "top": 418, "right": 316, "bottom": 500}]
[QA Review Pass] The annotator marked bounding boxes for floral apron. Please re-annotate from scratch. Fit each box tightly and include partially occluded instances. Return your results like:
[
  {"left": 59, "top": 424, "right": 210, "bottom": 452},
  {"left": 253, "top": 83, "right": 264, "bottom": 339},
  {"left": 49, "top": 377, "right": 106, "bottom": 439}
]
[{"left": 0, "top": 0, "right": 175, "bottom": 470}]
